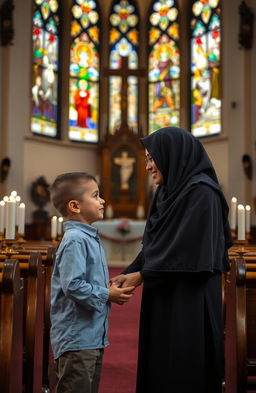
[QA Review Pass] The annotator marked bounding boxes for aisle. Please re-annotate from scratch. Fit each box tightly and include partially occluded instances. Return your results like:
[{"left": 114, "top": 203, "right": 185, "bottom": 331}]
[{"left": 99, "top": 267, "right": 142, "bottom": 393}]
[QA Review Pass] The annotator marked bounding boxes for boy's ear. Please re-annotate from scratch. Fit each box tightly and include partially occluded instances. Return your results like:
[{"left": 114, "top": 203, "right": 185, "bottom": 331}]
[{"left": 68, "top": 200, "right": 80, "bottom": 213}]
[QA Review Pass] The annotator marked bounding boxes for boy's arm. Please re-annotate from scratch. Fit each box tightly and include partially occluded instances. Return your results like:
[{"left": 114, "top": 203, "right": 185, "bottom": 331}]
[{"left": 58, "top": 239, "right": 109, "bottom": 312}]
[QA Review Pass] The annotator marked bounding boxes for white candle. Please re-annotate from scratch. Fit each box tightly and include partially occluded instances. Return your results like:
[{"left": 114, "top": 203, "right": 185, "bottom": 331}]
[
  {"left": 230, "top": 197, "right": 237, "bottom": 230},
  {"left": 3, "top": 196, "right": 9, "bottom": 229},
  {"left": 0, "top": 201, "right": 5, "bottom": 233},
  {"left": 245, "top": 205, "right": 251, "bottom": 233},
  {"left": 237, "top": 204, "right": 245, "bottom": 241},
  {"left": 5, "top": 196, "right": 16, "bottom": 239},
  {"left": 17, "top": 203, "right": 25, "bottom": 235},
  {"left": 57, "top": 217, "right": 63, "bottom": 235},
  {"left": 51, "top": 216, "right": 58, "bottom": 239}
]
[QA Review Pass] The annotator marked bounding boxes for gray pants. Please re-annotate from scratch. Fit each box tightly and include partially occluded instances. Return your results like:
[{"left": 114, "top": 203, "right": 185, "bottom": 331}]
[{"left": 55, "top": 349, "right": 104, "bottom": 393}]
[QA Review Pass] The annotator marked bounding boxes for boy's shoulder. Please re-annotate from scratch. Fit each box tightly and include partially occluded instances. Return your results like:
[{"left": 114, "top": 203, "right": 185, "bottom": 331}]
[{"left": 62, "top": 226, "right": 87, "bottom": 242}]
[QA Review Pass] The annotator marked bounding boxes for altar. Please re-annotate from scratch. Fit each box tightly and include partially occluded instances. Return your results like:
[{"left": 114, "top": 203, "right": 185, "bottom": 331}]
[{"left": 93, "top": 219, "right": 145, "bottom": 266}]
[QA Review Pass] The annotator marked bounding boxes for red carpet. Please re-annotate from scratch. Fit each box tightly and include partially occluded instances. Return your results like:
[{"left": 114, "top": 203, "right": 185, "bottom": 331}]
[{"left": 99, "top": 267, "right": 142, "bottom": 393}]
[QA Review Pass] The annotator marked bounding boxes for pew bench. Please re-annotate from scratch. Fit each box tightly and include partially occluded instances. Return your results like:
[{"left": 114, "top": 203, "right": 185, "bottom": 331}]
[
  {"left": 225, "top": 257, "right": 256, "bottom": 393},
  {"left": 0, "top": 260, "right": 23, "bottom": 393},
  {"left": 0, "top": 253, "right": 44, "bottom": 393}
]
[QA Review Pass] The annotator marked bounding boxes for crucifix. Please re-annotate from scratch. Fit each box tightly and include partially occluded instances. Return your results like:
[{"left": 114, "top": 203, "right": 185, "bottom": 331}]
[{"left": 104, "top": 56, "right": 146, "bottom": 131}]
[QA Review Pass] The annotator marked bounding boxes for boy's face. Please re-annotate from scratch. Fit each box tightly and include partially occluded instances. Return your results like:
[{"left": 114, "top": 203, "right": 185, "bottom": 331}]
[{"left": 69, "top": 180, "right": 105, "bottom": 224}]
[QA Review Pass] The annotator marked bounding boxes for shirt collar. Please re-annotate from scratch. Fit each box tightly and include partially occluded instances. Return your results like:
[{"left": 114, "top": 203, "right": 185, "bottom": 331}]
[{"left": 63, "top": 220, "right": 99, "bottom": 238}]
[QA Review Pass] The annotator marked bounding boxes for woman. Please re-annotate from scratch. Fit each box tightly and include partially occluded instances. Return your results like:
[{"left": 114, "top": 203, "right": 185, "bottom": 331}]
[{"left": 111, "top": 127, "right": 232, "bottom": 393}]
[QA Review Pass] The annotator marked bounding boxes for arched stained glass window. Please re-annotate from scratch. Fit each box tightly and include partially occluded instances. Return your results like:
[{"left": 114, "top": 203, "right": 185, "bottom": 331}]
[
  {"left": 69, "top": 0, "right": 100, "bottom": 143},
  {"left": 148, "top": 0, "right": 180, "bottom": 134},
  {"left": 108, "top": 0, "right": 139, "bottom": 134},
  {"left": 191, "top": 0, "right": 221, "bottom": 137},
  {"left": 31, "top": 0, "right": 60, "bottom": 137}
]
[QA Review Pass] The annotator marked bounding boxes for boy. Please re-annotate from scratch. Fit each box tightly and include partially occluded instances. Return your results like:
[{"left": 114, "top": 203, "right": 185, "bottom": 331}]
[{"left": 50, "top": 172, "right": 134, "bottom": 393}]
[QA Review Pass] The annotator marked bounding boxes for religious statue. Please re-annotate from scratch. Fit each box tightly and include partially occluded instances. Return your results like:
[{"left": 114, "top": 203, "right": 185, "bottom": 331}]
[{"left": 114, "top": 151, "right": 135, "bottom": 191}]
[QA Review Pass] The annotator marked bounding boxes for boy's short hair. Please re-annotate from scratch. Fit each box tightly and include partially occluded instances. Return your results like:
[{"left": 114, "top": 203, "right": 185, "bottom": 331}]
[{"left": 51, "top": 172, "right": 97, "bottom": 216}]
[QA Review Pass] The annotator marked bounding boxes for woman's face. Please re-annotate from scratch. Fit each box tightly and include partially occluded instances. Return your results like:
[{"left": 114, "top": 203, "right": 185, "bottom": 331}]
[{"left": 145, "top": 149, "right": 164, "bottom": 185}]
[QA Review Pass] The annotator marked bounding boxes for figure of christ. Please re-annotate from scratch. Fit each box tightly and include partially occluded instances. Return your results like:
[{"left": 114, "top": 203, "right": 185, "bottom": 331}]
[
  {"left": 114, "top": 151, "right": 135, "bottom": 191},
  {"left": 74, "top": 80, "right": 91, "bottom": 128}
]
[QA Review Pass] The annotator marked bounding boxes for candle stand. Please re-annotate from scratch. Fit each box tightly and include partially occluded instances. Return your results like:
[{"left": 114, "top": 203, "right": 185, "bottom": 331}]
[
  {"left": 0, "top": 239, "right": 19, "bottom": 256},
  {"left": 233, "top": 239, "right": 248, "bottom": 258}
]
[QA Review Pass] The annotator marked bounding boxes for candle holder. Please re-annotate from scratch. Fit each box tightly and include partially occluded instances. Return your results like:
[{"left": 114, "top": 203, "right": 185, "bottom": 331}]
[
  {"left": 0, "top": 239, "right": 18, "bottom": 256},
  {"left": 17, "top": 234, "right": 26, "bottom": 245},
  {"left": 234, "top": 239, "right": 247, "bottom": 258}
]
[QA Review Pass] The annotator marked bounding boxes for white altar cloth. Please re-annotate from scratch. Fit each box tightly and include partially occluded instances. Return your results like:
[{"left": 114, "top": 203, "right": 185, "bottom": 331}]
[{"left": 93, "top": 219, "right": 145, "bottom": 266}]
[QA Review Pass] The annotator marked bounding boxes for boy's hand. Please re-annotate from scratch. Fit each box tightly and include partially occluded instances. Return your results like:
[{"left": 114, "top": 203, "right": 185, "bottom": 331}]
[{"left": 108, "top": 284, "right": 135, "bottom": 305}]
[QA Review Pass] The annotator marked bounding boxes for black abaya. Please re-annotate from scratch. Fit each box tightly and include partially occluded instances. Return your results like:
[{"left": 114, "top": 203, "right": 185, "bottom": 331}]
[{"left": 123, "top": 127, "right": 232, "bottom": 393}]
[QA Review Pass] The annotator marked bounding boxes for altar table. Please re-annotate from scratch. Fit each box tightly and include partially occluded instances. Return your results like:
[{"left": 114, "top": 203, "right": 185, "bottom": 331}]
[{"left": 93, "top": 219, "right": 145, "bottom": 266}]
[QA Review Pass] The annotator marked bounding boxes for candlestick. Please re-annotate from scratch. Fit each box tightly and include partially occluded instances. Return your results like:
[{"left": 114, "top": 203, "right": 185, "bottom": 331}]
[
  {"left": 237, "top": 204, "right": 245, "bottom": 241},
  {"left": 245, "top": 205, "right": 251, "bottom": 233},
  {"left": 17, "top": 203, "right": 25, "bottom": 235},
  {"left": 51, "top": 216, "right": 58, "bottom": 239},
  {"left": 5, "top": 196, "right": 16, "bottom": 240},
  {"left": 230, "top": 197, "right": 237, "bottom": 230},
  {"left": 0, "top": 200, "right": 5, "bottom": 234},
  {"left": 57, "top": 217, "right": 63, "bottom": 236}
]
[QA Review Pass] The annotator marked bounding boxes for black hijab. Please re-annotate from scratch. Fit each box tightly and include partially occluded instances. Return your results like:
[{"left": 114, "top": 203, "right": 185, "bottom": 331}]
[{"left": 140, "top": 127, "right": 232, "bottom": 273}]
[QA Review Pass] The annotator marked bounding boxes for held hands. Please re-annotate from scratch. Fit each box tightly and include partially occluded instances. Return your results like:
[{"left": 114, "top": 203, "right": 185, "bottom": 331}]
[
  {"left": 108, "top": 284, "right": 135, "bottom": 305},
  {"left": 110, "top": 272, "right": 143, "bottom": 289}
]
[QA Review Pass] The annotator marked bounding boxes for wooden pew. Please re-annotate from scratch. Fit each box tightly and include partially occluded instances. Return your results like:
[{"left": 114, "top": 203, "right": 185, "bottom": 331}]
[
  {"left": 0, "top": 252, "right": 44, "bottom": 393},
  {"left": 0, "top": 260, "right": 24, "bottom": 393},
  {"left": 13, "top": 245, "right": 56, "bottom": 390},
  {"left": 225, "top": 257, "right": 256, "bottom": 393}
]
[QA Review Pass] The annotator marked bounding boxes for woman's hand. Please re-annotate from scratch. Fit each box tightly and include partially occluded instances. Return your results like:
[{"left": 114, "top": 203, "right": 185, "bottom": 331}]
[
  {"left": 110, "top": 272, "right": 143, "bottom": 289},
  {"left": 109, "top": 274, "right": 127, "bottom": 287}
]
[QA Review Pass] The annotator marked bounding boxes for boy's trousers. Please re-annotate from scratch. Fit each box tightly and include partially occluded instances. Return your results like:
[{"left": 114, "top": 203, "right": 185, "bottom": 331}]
[{"left": 55, "top": 349, "right": 104, "bottom": 393}]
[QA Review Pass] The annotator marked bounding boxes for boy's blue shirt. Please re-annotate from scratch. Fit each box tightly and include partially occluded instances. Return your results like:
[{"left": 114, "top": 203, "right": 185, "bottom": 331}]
[{"left": 50, "top": 220, "right": 110, "bottom": 360}]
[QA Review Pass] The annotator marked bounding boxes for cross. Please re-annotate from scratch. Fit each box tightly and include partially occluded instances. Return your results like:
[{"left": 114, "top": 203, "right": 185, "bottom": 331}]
[{"left": 104, "top": 56, "right": 146, "bottom": 130}]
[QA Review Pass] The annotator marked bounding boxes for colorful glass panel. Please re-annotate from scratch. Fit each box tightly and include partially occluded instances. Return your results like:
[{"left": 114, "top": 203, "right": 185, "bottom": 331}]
[
  {"left": 69, "top": 0, "right": 100, "bottom": 143},
  {"left": 108, "top": 0, "right": 139, "bottom": 134},
  {"left": 148, "top": 0, "right": 180, "bottom": 134},
  {"left": 191, "top": 0, "right": 221, "bottom": 137},
  {"left": 31, "top": 0, "right": 60, "bottom": 137}
]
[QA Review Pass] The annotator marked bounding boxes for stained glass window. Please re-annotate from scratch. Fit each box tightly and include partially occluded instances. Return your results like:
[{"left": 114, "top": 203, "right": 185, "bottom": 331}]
[
  {"left": 148, "top": 0, "right": 180, "bottom": 134},
  {"left": 191, "top": 0, "right": 221, "bottom": 137},
  {"left": 108, "top": 0, "right": 139, "bottom": 134},
  {"left": 31, "top": 0, "right": 60, "bottom": 137},
  {"left": 69, "top": 0, "right": 100, "bottom": 143}
]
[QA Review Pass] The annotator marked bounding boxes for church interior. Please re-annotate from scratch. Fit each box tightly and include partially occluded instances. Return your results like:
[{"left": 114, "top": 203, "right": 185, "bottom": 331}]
[{"left": 0, "top": 0, "right": 256, "bottom": 392}]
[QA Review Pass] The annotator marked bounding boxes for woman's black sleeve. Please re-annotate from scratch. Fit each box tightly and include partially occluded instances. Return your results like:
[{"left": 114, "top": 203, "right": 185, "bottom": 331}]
[{"left": 122, "top": 251, "right": 144, "bottom": 274}]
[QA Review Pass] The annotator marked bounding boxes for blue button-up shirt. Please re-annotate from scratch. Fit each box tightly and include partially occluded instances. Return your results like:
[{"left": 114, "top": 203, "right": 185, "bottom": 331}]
[{"left": 50, "top": 220, "right": 110, "bottom": 360}]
